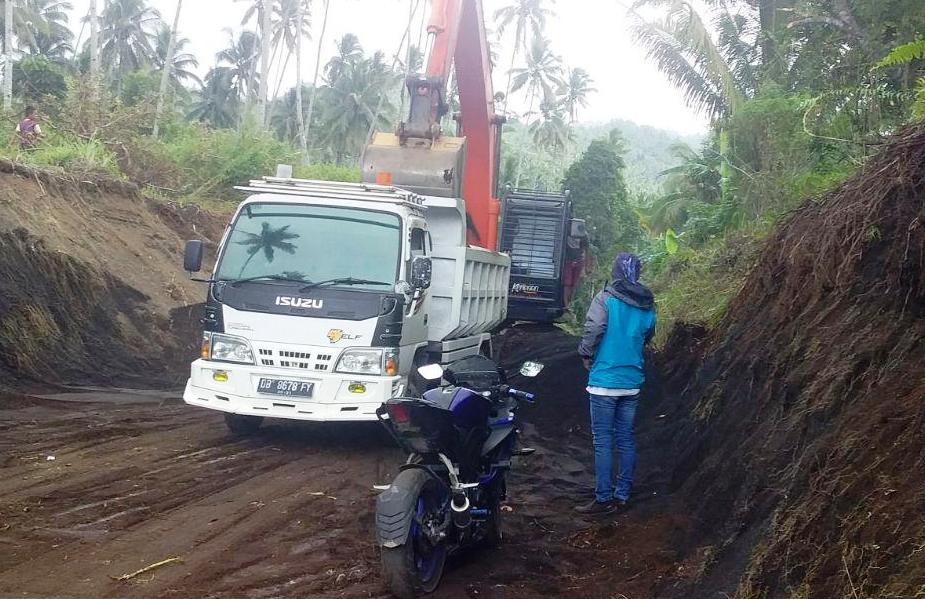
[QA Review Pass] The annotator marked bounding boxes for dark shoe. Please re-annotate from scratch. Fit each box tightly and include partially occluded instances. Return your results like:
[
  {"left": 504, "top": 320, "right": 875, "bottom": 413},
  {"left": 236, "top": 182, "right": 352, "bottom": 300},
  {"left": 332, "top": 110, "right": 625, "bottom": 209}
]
[{"left": 574, "top": 499, "right": 618, "bottom": 515}]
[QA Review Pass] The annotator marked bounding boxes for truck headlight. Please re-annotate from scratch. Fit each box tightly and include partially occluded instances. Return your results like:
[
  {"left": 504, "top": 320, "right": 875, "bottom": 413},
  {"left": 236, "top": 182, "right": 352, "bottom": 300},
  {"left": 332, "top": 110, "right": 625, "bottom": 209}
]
[
  {"left": 336, "top": 348, "right": 399, "bottom": 376},
  {"left": 208, "top": 333, "right": 255, "bottom": 365}
]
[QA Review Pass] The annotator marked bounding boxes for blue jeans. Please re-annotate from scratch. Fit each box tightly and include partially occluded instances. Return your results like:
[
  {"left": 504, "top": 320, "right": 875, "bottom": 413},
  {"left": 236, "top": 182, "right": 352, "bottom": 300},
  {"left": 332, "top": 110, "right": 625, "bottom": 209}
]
[{"left": 590, "top": 393, "right": 639, "bottom": 503}]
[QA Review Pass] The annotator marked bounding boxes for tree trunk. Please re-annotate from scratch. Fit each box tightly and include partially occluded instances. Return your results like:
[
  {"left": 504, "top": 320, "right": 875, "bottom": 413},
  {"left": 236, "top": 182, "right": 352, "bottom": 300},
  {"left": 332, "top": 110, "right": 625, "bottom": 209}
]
[
  {"left": 258, "top": 0, "right": 272, "bottom": 126},
  {"left": 304, "top": 0, "right": 330, "bottom": 165},
  {"left": 153, "top": 0, "right": 183, "bottom": 139},
  {"left": 296, "top": 0, "right": 306, "bottom": 155},
  {"left": 89, "top": 0, "right": 100, "bottom": 82},
  {"left": 501, "top": 23, "right": 523, "bottom": 116},
  {"left": 719, "top": 125, "right": 732, "bottom": 204},
  {"left": 272, "top": 48, "right": 292, "bottom": 105},
  {"left": 3, "top": 0, "right": 12, "bottom": 111},
  {"left": 758, "top": 0, "right": 777, "bottom": 78},
  {"left": 514, "top": 86, "right": 538, "bottom": 188}
]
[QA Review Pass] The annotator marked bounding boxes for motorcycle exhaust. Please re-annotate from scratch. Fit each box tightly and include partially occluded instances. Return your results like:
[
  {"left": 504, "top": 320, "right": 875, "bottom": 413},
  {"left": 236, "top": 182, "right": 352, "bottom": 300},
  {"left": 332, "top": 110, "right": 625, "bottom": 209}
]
[{"left": 450, "top": 492, "right": 471, "bottom": 528}]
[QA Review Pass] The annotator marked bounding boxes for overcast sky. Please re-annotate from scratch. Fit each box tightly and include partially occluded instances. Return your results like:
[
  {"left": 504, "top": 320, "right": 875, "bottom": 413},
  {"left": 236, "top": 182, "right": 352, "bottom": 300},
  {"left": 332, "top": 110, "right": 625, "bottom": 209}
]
[{"left": 65, "top": 0, "right": 709, "bottom": 135}]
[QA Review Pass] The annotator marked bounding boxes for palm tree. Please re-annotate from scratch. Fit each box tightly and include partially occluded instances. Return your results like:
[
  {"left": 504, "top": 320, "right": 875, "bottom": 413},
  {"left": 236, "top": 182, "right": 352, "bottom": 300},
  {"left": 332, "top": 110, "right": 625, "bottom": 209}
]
[
  {"left": 99, "top": 0, "right": 161, "bottom": 95},
  {"left": 629, "top": 0, "right": 753, "bottom": 121},
  {"left": 235, "top": 0, "right": 272, "bottom": 124},
  {"left": 629, "top": 0, "right": 757, "bottom": 200},
  {"left": 189, "top": 67, "right": 241, "bottom": 129},
  {"left": 216, "top": 29, "right": 261, "bottom": 103},
  {"left": 510, "top": 36, "right": 564, "bottom": 186},
  {"left": 493, "top": 0, "right": 554, "bottom": 114},
  {"left": 153, "top": 23, "right": 199, "bottom": 86},
  {"left": 510, "top": 36, "right": 564, "bottom": 107},
  {"left": 324, "top": 33, "right": 362, "bottom": 84},
  {"left": 270, "top": 85, "right": 305, "bottom": 142},
  {"left": 303, "top": 0, "right": 329, "bottom": 163},
  {"left": 644, "top": 142, "right": 723, "bottom": 234},
  {"left": 89, "top": 0, "right": 100, "bottom": 81},
  {"left": 559, "top": 67, "right": 595, "bottom": 123},
  {"left": 319, "top": 53, "right": 397, "bottom": 164},
  {"left": 269, "top": 0, "right": 309, "bottom": 102},
  {"left": 153, "top": 0, "right": 183, "bottom": 139},
  {"left": 292, "top": 0, "right": 307, "bottom": 154},
  {"left": 529, "top": 98, "right": 571, "bottom": 150},
  {"left": 20, "top": 0, "right": 74, "bottom": 60},
  {"left": 235, "top": 222, "right": 300, "bottom": 276}
]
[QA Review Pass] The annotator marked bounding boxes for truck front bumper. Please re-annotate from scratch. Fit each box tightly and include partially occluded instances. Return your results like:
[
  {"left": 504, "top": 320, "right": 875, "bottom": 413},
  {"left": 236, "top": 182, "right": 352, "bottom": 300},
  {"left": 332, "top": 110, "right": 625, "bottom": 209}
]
[{"left": 183, "top": 359, "right": 403, "bottom": 422}]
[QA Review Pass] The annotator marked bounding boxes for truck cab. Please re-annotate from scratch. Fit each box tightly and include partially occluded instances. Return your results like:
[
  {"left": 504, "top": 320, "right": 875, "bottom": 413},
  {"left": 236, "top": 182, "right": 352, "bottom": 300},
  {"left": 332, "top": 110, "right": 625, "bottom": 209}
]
[{"left": 182, "top": 174, "right": 509, "bottom": 430}]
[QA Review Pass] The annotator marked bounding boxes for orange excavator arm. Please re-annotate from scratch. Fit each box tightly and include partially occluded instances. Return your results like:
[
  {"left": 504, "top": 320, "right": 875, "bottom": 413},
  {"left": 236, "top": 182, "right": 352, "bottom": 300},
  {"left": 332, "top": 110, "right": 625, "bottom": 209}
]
[{"left": 363, "top": 0, "right": 502, "bottom": 250}]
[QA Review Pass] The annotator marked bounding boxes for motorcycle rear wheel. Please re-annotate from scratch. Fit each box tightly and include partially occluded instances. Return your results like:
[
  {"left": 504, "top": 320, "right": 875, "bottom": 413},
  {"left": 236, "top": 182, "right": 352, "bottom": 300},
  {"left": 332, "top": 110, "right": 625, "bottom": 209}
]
[
  {"left": 482, "top": 474, "right": 506, "bottom": 548},
  {"left": 380, "top": 469, "right": 448, "bottom": 598}
]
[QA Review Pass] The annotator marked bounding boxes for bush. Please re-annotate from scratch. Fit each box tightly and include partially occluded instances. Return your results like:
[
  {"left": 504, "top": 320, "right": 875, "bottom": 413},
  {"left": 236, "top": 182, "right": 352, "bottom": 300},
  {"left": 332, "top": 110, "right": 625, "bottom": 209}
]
[
  {"left": 646, "top": 226, "right": 767, "bottom": 345},
  {"left": 25, "top": 135, "right": 122, "bottom": 177},
  {"left": 13, "top": 56, "right": 68, "bottom": 105}
]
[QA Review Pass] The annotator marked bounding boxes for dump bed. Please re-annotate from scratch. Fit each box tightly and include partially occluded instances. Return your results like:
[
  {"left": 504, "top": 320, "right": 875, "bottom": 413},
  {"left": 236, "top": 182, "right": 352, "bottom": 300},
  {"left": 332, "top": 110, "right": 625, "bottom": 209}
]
[{"left": 423, "top": 196, "right": 511, "bottom": 341}]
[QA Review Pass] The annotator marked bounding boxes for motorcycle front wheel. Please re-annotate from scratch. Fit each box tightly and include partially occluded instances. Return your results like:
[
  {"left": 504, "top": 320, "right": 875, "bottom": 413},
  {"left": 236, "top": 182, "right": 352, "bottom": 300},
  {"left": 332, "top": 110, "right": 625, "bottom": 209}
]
[{"left": 380, "top": 468, "right": 448, "bottom": 598}]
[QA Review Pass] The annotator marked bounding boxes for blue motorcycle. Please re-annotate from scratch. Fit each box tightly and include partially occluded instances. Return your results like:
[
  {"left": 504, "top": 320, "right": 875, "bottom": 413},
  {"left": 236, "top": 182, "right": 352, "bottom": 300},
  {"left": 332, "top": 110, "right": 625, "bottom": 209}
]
[{"left": 374, "top": 355, "right": 543, "bottom": 598}]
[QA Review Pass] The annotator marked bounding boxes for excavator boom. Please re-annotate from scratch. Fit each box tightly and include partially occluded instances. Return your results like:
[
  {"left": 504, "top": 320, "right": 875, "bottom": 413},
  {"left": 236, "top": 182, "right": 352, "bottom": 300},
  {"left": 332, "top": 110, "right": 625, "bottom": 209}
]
[
  {"left": 362, "top": 0, "right": 588, "bottom": 322},
  {"left": 362, "top": 0, "right": 500, "bottom": 249}
]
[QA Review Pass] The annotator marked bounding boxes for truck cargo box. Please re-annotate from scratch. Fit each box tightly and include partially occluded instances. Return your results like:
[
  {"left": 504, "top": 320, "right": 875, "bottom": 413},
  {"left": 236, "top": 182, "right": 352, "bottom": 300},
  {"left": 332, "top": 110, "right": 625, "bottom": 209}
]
[{"left": 424, "top": 196, "right": 510, "bottom": 341}]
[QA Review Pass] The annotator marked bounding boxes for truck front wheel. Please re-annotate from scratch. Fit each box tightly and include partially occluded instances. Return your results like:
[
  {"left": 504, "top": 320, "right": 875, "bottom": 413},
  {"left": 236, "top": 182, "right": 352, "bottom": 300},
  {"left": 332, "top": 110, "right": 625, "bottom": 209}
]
[{"left": 224, "top": 413, "right": 263, "bottom": 435}]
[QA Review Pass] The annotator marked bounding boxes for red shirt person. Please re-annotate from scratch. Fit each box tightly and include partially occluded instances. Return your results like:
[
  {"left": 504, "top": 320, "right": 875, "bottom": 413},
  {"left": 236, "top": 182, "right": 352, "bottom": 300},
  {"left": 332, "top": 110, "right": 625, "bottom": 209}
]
[{"left": 16, "top": 106, "right": 43, "bottom": 150}]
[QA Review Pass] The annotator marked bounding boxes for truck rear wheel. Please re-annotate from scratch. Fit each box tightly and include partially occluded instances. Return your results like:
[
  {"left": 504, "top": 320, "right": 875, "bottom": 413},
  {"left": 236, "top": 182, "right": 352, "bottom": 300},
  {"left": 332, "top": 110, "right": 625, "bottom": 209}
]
[{"left": 224, "top": 414, "right": 263, "bottom": 436}]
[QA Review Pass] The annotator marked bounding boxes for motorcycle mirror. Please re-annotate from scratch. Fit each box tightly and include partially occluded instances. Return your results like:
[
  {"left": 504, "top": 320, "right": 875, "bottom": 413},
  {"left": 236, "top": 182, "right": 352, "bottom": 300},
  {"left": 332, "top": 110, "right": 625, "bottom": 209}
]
[
  {"left": 520, "top": 362, "right": 545, "bottom": 378},
  {"left": 417, "top": 364, "right": 444, "bottom": 381}
]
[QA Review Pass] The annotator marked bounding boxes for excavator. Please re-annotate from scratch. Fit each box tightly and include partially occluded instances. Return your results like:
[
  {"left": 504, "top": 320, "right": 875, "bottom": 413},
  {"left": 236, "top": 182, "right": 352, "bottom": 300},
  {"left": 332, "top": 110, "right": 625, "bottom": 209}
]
[{"left": 362, "top": 0, "right": 588, "bottom": 323}]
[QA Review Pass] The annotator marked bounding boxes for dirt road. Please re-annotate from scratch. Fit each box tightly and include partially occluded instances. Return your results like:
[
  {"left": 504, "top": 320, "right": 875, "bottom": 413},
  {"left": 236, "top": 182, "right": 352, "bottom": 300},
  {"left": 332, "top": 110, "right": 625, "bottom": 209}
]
[{"left": 0, "top": 329, "right": 686, "bottom": 598}]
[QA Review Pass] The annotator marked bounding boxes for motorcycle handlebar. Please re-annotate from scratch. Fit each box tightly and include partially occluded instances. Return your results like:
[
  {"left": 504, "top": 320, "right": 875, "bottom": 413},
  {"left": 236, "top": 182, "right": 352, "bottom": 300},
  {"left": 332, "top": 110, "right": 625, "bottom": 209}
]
[{"left": 505, "top": 387, "right": 535, "bottom": 403}]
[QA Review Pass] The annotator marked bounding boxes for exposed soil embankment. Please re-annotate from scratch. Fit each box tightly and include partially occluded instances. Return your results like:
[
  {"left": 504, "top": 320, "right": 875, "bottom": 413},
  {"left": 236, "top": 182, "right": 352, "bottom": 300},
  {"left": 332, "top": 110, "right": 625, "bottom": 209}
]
[
  {"left": 653, "top": 123, "right": 925, "bottom": 597},
  {"left": 0, "top": 162, "right": 226, "bottom": 387}
]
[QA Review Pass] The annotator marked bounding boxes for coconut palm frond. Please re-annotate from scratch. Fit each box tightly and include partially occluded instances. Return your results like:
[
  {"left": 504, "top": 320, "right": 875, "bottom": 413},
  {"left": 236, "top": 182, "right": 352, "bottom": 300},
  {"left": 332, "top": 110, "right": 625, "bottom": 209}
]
[
  {"left": 668, "top": 3, "right": 745, "bottom": 115},
  {"left": 631, "top": 14, "right": 728, "bottom": 120}
]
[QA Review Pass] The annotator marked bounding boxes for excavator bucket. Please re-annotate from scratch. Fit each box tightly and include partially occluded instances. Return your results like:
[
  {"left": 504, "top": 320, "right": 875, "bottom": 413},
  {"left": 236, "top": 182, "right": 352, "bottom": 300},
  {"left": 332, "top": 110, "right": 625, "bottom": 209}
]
[{"left": 362, "top": 132, "right": 466, "bottom": 198}]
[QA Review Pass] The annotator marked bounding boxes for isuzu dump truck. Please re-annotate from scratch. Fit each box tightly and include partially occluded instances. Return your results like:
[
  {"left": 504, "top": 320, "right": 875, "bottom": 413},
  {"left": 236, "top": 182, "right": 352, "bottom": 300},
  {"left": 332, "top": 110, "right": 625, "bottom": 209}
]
[{"left": 182, "top": 172, "right": 510, "bottom": 432}]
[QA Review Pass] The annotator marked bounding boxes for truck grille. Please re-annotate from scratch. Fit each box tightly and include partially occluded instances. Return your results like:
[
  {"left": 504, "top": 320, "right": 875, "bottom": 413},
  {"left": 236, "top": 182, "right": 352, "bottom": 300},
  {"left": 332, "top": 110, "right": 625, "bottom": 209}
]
[{"left": 254, "top": 346, "right": 334, "bottom": 372}]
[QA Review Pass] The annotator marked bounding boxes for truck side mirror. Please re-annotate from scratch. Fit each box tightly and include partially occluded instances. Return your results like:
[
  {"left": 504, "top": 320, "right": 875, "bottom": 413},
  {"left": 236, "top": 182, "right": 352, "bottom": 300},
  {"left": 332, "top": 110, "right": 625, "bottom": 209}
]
[
  {"left": 411, "top": 256, "right": 432, "bottom": 290},
  {"left": 569, "top": 219, "right": 588, "bottom": 239},
  {"left": 184, "top": 240, "right": 204, "bottom": 273}
]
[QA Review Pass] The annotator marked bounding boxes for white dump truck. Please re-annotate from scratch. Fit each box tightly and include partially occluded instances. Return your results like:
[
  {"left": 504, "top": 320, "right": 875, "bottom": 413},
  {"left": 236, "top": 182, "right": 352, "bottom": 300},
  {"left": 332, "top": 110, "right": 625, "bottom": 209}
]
[{"left": 181, "top": 171, "right": 510, "bottom": 433}]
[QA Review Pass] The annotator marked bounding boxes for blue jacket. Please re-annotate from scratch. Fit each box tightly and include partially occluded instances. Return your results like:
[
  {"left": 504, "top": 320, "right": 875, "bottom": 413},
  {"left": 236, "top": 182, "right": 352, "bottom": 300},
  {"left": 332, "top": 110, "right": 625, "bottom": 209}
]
[{"left": 578, "top": 284, "right": 656, "bottom": 390}]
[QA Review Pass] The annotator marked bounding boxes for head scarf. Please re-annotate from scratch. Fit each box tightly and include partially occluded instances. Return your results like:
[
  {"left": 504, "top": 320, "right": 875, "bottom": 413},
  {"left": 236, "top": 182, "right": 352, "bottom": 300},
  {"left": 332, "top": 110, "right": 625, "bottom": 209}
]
[
  {"left": 607, "top": 252, "right": 654, "bottom": 310},
  {"left": 612, "top": 252, "right": 642, "bottom": 283}
]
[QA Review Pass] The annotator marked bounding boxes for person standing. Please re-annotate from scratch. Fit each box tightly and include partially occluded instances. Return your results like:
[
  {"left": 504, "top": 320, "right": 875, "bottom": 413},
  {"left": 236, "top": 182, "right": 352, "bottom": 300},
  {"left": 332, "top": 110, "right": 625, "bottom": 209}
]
[
  {"left": 575, "top": 252, "right": 656, "bottom": 515},
  {"left": 15, "top": 106, "right": 42, "bottom": 151}
]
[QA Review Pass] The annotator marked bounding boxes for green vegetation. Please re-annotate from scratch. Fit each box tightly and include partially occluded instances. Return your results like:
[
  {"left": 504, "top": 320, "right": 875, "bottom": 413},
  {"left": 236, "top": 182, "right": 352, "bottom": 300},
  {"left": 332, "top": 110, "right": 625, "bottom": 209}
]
[{"left": 621, "top": 0, "right": 925, "bottom": 341}]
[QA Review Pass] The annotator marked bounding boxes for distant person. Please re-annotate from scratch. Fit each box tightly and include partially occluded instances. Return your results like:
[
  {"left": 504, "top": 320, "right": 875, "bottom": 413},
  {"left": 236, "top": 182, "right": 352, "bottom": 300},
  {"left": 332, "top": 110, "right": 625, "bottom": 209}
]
[
  {"left": 15, "top": 106, "right": 42, "bottom": 151},
  {"left": 575, "top": 252, "right": 656, "bottom": 515}
]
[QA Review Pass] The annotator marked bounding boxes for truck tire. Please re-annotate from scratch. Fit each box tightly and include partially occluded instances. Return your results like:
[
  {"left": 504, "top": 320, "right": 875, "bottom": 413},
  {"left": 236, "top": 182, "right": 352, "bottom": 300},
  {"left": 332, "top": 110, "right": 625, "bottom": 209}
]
[
  {"left": 380, "top": 469, "right": 447, "bottom": 598},
  {"left": 224, "top": 413, "right": 263, "bottom": 436}
]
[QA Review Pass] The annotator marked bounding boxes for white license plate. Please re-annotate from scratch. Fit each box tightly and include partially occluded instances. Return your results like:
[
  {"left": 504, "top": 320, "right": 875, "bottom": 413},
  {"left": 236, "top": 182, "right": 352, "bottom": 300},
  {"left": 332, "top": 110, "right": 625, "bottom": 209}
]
[{"left": 257, "top": 378, "right": 314, "bottom": 398}]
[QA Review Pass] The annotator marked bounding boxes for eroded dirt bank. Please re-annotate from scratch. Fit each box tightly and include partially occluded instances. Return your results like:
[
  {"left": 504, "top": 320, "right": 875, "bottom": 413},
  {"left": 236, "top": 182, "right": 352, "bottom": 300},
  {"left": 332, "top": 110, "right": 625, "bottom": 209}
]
[
  {"left": 0, "top": 163, "right": 226, "bottom": 388},
  {"left": 649, "top": 123, "right": 925, "bottom": 597}
]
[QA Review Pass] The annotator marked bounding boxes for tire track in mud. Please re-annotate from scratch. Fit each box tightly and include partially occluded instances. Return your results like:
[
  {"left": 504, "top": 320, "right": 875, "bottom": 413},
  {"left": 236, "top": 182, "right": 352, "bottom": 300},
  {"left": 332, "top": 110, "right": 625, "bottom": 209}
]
[
  {"left": 1, "top": 328, "right": 686, "bottom": 598},
  {"left": 0, "top": 394, "right": 406, "bottom": 598}
]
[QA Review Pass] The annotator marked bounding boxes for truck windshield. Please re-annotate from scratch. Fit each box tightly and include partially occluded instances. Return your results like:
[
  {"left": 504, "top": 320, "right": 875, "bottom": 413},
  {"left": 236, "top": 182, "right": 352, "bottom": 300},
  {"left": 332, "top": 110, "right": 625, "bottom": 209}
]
[{"left": 215, "top": 203, "right": 401, "bottom": 291}]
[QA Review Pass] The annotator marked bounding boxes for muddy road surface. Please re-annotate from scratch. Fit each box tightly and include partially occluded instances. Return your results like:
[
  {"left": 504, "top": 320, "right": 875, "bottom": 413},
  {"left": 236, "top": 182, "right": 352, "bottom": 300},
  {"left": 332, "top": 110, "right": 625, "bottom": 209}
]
[{"left": 0, "top": 328, "right": 686, "bottom": 598}]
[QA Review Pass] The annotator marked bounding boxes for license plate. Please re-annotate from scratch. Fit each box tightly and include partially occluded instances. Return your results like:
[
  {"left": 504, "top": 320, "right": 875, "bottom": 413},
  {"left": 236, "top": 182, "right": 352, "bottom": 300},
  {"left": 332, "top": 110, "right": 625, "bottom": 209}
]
[{"left": 257, "top": 378, "right": 314, "bottom": 398}]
